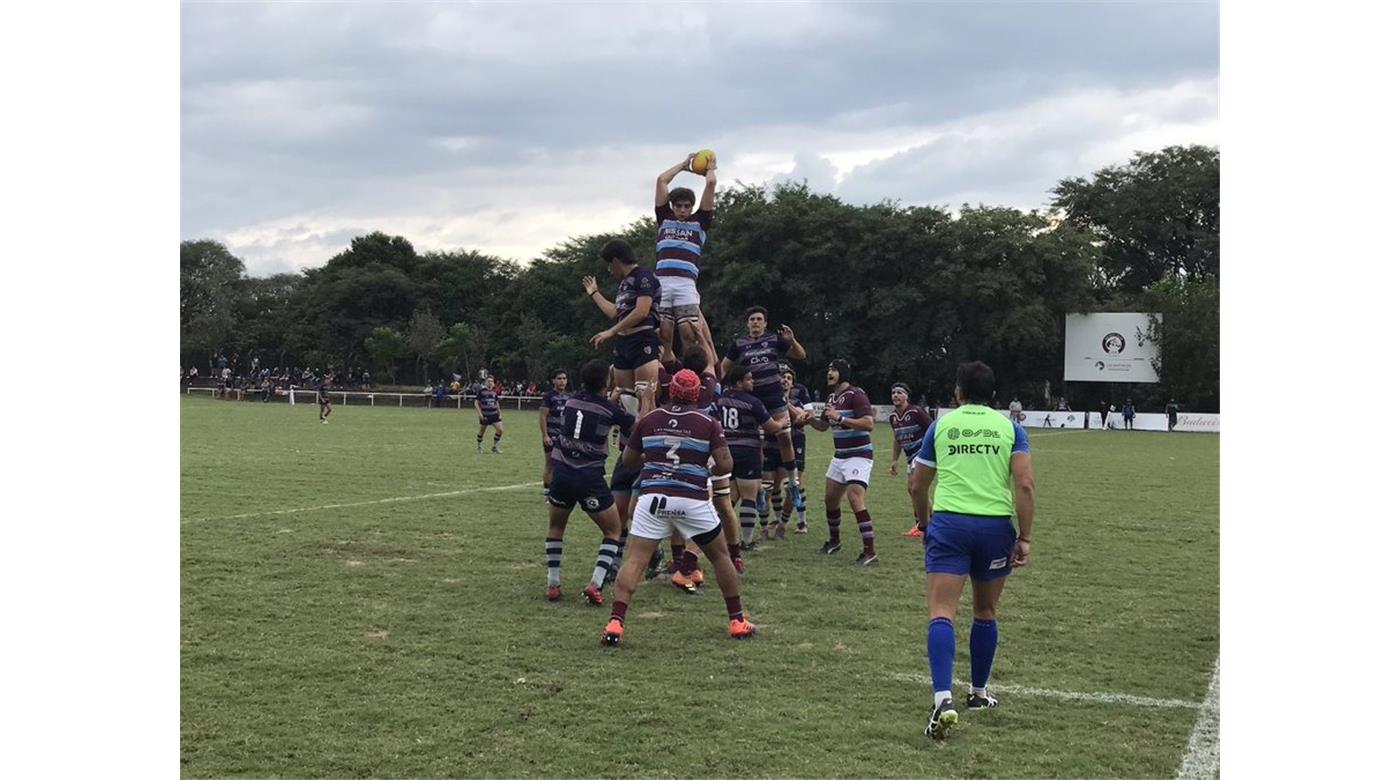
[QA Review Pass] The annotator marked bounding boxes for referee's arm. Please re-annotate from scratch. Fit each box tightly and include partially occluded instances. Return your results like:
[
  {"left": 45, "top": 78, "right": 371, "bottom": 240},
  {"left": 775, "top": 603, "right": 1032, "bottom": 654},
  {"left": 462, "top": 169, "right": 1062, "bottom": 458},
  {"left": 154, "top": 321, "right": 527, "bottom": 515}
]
[{"left": 1010, "top": 452, "right": 1035, "bottom": 566}]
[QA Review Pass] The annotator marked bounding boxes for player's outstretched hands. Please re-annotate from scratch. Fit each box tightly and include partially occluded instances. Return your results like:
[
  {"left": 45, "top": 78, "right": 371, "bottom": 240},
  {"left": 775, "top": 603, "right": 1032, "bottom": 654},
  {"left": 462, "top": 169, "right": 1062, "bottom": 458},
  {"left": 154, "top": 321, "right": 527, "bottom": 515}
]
[
  {"left": 778, "top": 324, "right": 795, "bottom": 340},
  {"left": 581, "top": 275, "right": 599, "bottom": 297},
  {"left": 1012, "top": 539, "right": 1031, "bottom": 568}
]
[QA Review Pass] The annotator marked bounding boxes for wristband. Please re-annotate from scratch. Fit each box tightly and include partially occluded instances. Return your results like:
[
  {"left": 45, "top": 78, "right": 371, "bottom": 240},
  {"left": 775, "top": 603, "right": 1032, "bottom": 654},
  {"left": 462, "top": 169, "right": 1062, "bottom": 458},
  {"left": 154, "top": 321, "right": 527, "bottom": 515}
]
[{"left": 1017, "top": 536, "right": 1031, "bottom": 543}]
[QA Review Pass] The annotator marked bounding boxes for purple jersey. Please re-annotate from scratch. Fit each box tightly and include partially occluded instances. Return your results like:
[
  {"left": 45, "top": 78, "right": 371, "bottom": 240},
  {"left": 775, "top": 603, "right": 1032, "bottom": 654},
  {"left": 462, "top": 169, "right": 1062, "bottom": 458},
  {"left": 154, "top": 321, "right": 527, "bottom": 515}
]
[
  {"left": 654, "top": 205, "right": 714, "bottom": 281},
  {"left": 626, "top": 404, "right": 728, "bottom": 499},
  {"left": 713, "top": 389, "right": 771, "bottom": 450},
  {"left": 725, "top": 333, "right": 791, "bottom": 399},
  {"left": 541, "top": 389, "right": 569, "bottom": 441},
  {"left": 475, "top": 386, "right": 500, "bottom": 414},
  {"left": 614, "top": 265, "right": 660, "bottom": 331},
  {"left": 827, "top": 385, "right": 874, "bottom": 460},
  {"left": 889, "top": 405, "right": 934, "bottom": 460},
  {"left": 552, "top": 393, "right": 635, "bottom": 471}
]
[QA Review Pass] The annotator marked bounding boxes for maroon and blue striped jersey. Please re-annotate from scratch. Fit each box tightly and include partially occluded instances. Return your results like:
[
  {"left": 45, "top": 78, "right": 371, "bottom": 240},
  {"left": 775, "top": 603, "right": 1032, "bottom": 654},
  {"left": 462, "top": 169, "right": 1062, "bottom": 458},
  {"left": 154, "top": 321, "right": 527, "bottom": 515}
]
[
  {"left": 626, "top": 404, "right": 728, "bottom": 499},
  {"left": 827, "top": 385, "right": 874, "bottom": 460},
  {"left": 654, "top": 205, "right": 714, "bottom": 281}
]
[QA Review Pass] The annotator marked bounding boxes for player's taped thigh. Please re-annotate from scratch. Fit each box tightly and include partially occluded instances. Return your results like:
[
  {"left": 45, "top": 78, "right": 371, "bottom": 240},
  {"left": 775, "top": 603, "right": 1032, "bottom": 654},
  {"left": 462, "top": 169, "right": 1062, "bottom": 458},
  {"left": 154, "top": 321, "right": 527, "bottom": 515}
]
[
  {"left": 673, "top": 303, "right": 702, "bottom": 326},
  {"left": 617, "top": 388, "right": 640, "bottom": 416}
]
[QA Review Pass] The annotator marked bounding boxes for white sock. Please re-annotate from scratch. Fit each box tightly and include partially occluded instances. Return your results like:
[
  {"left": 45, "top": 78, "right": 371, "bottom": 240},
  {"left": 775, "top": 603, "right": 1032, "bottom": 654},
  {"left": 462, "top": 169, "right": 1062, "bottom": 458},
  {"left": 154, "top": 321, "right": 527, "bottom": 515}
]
[
  {"left": 971, "top": 686, "right": 988, "bottom": 697},
  {"left": 934, "top": 690, "right": 952, "bottom": 707}
]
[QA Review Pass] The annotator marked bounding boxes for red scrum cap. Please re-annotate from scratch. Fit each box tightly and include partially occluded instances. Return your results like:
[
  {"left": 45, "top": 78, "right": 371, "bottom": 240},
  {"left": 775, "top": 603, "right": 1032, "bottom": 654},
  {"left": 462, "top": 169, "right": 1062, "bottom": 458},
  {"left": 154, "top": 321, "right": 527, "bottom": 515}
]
[{"left": 670, "top": 369, "right": 702, "bottom": 403}]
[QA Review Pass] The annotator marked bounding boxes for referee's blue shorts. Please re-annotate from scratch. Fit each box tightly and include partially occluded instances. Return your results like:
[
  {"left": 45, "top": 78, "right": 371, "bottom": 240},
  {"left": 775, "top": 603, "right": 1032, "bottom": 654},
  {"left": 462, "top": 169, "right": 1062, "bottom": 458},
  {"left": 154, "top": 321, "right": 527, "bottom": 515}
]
[{"left": 924, "top": 512, "right": 1016, "bottom": 581}]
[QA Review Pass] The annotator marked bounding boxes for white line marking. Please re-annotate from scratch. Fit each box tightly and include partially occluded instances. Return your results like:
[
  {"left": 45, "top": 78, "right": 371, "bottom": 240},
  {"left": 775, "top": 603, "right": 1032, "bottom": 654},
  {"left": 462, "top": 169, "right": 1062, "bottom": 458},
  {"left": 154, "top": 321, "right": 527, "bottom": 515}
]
[
  {"left": 1175, "top": 657, "right": 1220, "bottom": 779},
  {"left": 183, "top": 481, "right": 540, "bottom": 523},
  {"left": 890, "top": 672, "right": 1199, "bottom": 710}
]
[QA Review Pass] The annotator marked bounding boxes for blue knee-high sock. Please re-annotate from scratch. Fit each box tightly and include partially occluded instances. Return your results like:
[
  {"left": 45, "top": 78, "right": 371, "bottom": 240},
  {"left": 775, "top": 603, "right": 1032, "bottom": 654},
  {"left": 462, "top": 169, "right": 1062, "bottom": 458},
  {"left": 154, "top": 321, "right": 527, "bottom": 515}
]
[
  {"left": 969, "top": 618, "right": 998, "bottom": 689},
  {"left": 928, "top": 617, "right": 955, "bottom": 697}
]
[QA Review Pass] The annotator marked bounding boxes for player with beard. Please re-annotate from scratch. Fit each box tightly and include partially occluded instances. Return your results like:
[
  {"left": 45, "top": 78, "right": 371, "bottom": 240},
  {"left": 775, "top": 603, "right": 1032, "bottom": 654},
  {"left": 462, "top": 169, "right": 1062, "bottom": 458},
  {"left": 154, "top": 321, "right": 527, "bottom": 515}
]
[
  {"left": 807, "top": 359, "right": 879, "bottom": 566},
  {"left": 888, "top": 382, "right": 935, "bottom": 538}
]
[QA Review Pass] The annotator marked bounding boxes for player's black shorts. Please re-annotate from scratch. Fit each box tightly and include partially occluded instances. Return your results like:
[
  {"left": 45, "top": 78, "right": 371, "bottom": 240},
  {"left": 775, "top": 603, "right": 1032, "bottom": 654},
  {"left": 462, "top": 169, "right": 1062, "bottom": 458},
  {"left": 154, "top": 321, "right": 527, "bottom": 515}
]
[
  {"left": 613, "top": 332, "right": 661, "bottom": 371},
  {"left": 548, "top": 465, "right": 615, "bottom": 513},
  {"left": 479, "top": 413, "right": 501, "bottom": 425},
  {"left": 609, "top": 459, "right": 643, "bottom": 494},
  {"left": 730, "top": 447, "right": 763, "bottom": 480},
  {"left": 756, "top": 391, "right": 790, "bottom": 416},
  {"left": 762, "top": 432, "right": 782, "bottom": 472}
]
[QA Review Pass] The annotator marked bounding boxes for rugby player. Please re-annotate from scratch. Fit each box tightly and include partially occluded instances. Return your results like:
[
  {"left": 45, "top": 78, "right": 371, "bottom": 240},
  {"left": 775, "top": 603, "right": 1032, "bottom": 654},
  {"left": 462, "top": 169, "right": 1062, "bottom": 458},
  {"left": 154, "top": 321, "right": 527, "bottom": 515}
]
[
  {"left": 583, "top": 240, "right": 662, "bottom": 420},
  {"left": 316, "top": 378, "right": 332, "bottom": 424},
  {"left": 654, "top": 154, "right": 720, "bottom": 367},
  {"left": 656, "top": 347, "right": 730, "bottom": 586},
  {"left": 719, "top": 307, "right": 807, "bottom": 528},
  {"left": 911, "top": 361, "right": 1034, "bottom": 739},
  {"left": 887, "top": 382, "right": 934, "bottom": 538},
  {"left": 807, "top": 359, "right": 878, "bottom": 566},
  {"left": 539, "top": 368, "right": 570, "bottom": 495},
  {"left": 474, "top": 374, "right": 504, "bottom": 453},
  {"left": 544, "top": 360, "right": 635, "bottom": 605},
  {"left": 601, "top": 369, "right": 756, "bottom": 646},
  {"left": 779, "top": 366, "right": 812, "bottom": 533},
  {"left": 714, "top": 366, "right": 785, "bottom": 551}
]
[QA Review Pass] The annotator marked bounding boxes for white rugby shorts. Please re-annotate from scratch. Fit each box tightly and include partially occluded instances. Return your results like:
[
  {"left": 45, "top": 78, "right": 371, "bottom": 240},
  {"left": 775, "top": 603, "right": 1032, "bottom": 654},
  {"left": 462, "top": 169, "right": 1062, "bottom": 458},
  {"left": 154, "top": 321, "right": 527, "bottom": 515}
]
[
  {"left": 630, "top": 493, "right": 721, "bottom": 540},
  {"left": 658, "top": 276, "right": 701, "bottom": 308},
  {"left": 825, "top": 456, "right": 873, "bottom": 487}
]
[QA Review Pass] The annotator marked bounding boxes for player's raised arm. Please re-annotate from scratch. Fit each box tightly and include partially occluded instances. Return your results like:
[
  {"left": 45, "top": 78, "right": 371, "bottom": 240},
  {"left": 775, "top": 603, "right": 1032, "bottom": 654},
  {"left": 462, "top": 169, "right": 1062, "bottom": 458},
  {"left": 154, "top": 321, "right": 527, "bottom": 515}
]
[
  {"left": 657, "top": 156, "right": 693, "bottom": 207},
  {"left": 779, "top": 324, "right": 806, "bottom": 361},
  {"left": 582, "top": 275, "right": 618, "bottom": 319},
  {"left": 699, "top": 155, "right": 718, "bottom": 211}
]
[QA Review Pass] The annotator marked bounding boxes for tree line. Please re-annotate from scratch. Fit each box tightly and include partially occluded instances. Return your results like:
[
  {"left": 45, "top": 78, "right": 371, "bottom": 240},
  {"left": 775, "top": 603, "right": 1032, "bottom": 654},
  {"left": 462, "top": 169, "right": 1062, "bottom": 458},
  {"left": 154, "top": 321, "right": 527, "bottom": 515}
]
[{"left": 181, "top": 144, "right": 1218, "bottom": 411}]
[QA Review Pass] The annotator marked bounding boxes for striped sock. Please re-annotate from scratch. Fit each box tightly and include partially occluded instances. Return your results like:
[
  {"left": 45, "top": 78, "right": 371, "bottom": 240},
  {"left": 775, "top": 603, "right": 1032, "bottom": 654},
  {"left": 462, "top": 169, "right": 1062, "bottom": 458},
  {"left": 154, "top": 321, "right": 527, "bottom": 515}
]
[
  {"left": 545, "top": 537, "right": 563, "bottom": 587},
  {"left": 826, "top": 509, "right": 841, "bottom": 542},
  {"left": 591, "top": 537, "right": 622, "bottom": 588},
  {"left": 757, "top": 483, "right": 771, "bottom": 526},
  {"left": 772, "top": 489, "right": 785, "bottom": 523},
  {"left": 855, "top": 509, "right": 875, "bottom": 554},
  {"left": 739, "top": 499, "right": 758, "bottom": 543}
]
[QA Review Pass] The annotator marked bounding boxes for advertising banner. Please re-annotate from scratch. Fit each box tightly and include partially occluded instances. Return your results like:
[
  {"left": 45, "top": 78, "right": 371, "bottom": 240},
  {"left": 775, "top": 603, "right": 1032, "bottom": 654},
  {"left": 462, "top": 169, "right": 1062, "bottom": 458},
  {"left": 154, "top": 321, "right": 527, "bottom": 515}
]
[{"left": 1065, "top": 313, "right": 1160, "bottom": 383}]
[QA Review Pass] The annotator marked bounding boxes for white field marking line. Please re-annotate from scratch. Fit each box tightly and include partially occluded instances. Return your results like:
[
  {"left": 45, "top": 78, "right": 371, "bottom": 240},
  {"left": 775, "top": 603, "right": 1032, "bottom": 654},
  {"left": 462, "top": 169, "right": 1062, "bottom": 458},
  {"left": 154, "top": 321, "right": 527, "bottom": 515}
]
[
  {"left": 890, "top": 672, "right": 1199, "bottom": 710},
  {"left": 1174, "top": 657, "right": 1220, "bottom": 780},
  {"left": 183, "top": 481, "right": 540, "bottom": 524}
]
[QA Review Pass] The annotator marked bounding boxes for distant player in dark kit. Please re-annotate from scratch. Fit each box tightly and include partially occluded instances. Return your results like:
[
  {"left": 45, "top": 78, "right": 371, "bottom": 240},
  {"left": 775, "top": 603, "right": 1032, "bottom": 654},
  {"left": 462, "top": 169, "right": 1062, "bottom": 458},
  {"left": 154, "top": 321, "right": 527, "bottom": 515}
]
[
  {"left": 475, "top": 374, "right": 504, "bottom": 453},
  {"left": 1123, "top": 398, "right": 1136, "bottom": 430},
  {"left": 584, "top": 240, "right": 663, "bottom": 419},
  {"left": 720, "top": 306, "right": 807, "bottom": 529},
  {"left": 601, "top": 369, "right": 756, "bottom": 646},
  {"left": 807, "top": 359, "right": 879, "bottom": 566},
  {"left": 317, "top": 380, "right": 332, "bottom": 424},
  {"left": 887, "top": 382, "right": 934, "bottom": 538},
  {"left": 545, "top": 360, "right": 636, "bottom": 605},
  {"left": 654, "top": 154, "right": 720, "bottom": 366},
  {"left": 539, "top": 368, "right": 570, "bottom": 494},
  {"left": 1166, "top": 398, "right": 1180, "bottom": 431}
]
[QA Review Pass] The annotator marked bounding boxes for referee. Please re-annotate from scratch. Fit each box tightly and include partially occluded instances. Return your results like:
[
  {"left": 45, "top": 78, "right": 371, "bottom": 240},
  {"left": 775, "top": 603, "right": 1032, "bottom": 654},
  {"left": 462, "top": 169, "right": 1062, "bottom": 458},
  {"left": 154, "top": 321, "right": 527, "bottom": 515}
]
[{"left": 910, "top": 361, "right": 1035, "bottom": 739}]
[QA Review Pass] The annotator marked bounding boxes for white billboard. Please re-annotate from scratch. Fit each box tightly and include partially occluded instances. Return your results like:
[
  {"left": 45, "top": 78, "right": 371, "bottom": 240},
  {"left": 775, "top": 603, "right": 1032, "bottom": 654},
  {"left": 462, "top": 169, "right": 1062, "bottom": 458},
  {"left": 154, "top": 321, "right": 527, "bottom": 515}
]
[{"left": 1064, "top": 313, "right": 1160, "bottom": 383}]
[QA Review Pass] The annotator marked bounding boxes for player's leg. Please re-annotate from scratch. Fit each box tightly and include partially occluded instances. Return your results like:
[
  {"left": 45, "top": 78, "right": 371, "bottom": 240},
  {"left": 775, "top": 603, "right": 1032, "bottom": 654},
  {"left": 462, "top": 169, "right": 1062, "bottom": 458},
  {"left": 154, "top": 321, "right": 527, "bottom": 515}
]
[
  {"left": 491, "top": 420, "right": 504, "bottom": 453},
  {"left": 694, "top": 308, "right": 720, "bottom": 369},
  {"left": 841, "top": 459, "right": 877, "bottom": 564},
  {"left": 581, "top": 498, "right": 623, "bottom": 604},
  {"left": 734, "top": 478, "right": 760, "bottom": 548},
  {"left": 967, "top": 576, "right": 1009, "bottom": 709},
  {"left": 542, "top": 447, "right": 553, "bottom": 498},
  {"left": 903, "top": 461, "right": 925, "bottom": 538},
  {"left": 925, "top": 571, "right": 966, "bottom": 737},
  {"left": 709, "top": 476, "right": 744, "bottom": 574},
  {"left": 544, "top": 500, "right": 573, "bottom": 602},
  {"left": 658, "top": 314, "right": 677, "bottom": 366},
  {"left": 602, "top": 495, "right": 669, "bottom": 645},
  {"left": 819, "top": 463, "right": 846, "bottom": 555},
  {"left": 684, "top": 499, "right": 755, "bottom": 638},
  {"left": 633, "top": 358, "right": 662, "bottom": 416},
  {"left": 476, "top": 421, "right": 487, "bottom": 452}
]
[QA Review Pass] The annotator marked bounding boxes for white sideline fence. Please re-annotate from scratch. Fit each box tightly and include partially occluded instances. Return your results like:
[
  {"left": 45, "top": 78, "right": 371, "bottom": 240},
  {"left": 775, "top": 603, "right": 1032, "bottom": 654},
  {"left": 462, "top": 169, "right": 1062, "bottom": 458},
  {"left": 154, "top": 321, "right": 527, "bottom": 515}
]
[{"left": 183, "top": 386, "right": 547, "bottom": 410}]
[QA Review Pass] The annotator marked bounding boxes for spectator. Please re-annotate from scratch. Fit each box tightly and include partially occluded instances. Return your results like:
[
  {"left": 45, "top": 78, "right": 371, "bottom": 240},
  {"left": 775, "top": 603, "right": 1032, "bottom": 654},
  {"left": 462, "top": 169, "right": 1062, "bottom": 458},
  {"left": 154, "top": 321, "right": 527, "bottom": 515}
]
[
  {"left": 1123, "top": 399, "right": 1136, "bottom": 430},
  {"left": 1166, "top": 398, "right": 1180, "bottom": 432}
]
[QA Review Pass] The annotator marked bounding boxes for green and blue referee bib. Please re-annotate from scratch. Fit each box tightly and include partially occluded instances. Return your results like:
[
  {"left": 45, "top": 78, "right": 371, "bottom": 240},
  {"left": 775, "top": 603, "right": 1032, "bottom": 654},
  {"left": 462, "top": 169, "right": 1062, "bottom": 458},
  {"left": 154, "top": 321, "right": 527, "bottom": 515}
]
[{"left": 914, "top": 404, "right": 1029, "bottom": 517}]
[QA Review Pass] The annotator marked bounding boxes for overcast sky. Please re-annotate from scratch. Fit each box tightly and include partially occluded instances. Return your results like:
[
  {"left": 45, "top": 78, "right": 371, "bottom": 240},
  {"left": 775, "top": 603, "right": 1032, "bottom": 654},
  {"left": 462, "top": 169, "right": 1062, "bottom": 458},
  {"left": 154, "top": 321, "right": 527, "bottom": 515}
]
[{"left": 181, "top": 1, "right": 1218, "bottom": 277}]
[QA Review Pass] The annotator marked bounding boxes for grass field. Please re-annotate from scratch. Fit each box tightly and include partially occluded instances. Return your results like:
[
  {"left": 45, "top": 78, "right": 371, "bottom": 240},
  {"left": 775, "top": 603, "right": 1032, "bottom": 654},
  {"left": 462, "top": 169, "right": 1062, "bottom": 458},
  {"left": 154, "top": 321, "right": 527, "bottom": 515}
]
[{"left": 180, "top": 394, "right": 1219, "bottom": 778}]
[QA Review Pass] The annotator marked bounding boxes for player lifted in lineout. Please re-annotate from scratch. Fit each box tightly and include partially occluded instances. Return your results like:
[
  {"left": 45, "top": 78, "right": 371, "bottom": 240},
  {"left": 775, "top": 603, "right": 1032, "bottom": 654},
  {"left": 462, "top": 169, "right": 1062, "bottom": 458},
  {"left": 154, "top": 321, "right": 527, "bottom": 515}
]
[{"left": 654, "top": 152, "right": 719, "bottom": 367}]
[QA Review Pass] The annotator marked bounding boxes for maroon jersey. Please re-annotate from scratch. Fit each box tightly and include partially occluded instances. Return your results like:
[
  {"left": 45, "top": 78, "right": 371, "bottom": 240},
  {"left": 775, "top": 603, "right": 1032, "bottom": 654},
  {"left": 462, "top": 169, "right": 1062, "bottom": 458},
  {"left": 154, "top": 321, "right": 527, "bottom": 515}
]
[
  {"left": 889, "top": 405, "right": 934, "bottom": 461},
  {"left": 827, "top": 385, "right": 874, "bottom": 460},
  {"left": 654, "top": 205, "right": 714, "bottom": 281},
  {"left": 627, "top": 404, "right": 728, "bottom": 499}
]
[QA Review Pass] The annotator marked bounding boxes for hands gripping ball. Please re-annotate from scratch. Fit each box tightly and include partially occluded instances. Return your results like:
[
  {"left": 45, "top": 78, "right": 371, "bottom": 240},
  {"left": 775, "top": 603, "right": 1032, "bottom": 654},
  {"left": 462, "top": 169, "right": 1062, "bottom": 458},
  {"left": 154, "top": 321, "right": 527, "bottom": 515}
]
[{"left": 690, "top": 149, "right": 715, "bottom": 174}]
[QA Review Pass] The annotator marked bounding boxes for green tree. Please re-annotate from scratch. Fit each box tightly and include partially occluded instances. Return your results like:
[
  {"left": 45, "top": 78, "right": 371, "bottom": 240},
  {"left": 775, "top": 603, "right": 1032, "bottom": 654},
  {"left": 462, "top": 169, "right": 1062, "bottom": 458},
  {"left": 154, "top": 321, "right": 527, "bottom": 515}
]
[
  {"left": 1143, "top": 275, "right": 1219, "bottom": 411},
  {"left": 1051, "top": 145, "right": 1219, "bottom": 293},
  {"left": 364, "top": 326, "right": 409, "bottom": 385},
  {"left": 180, "top": 239, "right": 246, "bottom": 367},
  {"left": 406, "top": 307, "right": 445, "bottom": 385},
  {"left": 436, "top": 321, "right": 490, "bottom": 379}
]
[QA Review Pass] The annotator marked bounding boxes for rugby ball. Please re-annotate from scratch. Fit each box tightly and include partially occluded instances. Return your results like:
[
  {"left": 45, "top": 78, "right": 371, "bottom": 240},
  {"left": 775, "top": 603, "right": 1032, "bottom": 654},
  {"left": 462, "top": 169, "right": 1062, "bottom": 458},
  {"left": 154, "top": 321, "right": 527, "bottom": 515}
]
[{"left": 691, "top": 149, "right": 715, "bottom": 174}]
